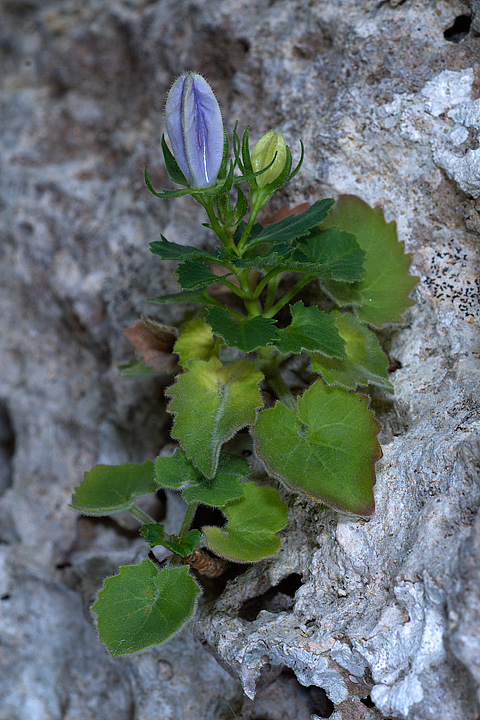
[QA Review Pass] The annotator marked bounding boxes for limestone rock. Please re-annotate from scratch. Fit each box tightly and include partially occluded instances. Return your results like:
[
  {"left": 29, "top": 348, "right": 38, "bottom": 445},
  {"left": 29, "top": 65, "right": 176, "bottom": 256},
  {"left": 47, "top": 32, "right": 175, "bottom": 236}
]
[{"left": 1, "top": 0, "right": 479, "bottom": 718}]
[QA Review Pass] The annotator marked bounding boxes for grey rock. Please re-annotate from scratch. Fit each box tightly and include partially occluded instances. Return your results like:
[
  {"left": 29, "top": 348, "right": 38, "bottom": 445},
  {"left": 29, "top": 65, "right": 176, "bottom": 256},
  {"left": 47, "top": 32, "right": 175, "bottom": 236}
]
[{"left": 2, "top": 0, "right": 480, "bottom": 718}]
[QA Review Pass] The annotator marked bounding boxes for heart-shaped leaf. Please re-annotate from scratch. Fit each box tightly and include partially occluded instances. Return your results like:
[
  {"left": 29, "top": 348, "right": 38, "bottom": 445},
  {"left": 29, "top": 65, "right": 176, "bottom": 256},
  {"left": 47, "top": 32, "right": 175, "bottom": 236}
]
[
  {"left": 166, "top": 357, "right": 263, "bottom": 477},
  {"left": 203, "top": 482, "right": 288, "bottom": 562},
  {"left": 320, "top": 195, "right": 418, "bottom": 327},
  {"left": 252, "top": 380, "right": 381, "bottom": 516},
  {"left": 311, "top": 311, "right": 393, "bottom": 393},
  {"left": 92, "top": 560, "right": 201, "bottom": 655},
  {"left": 71, "top": 461, "right": 156, "bottom": 516},
  {"left": 154, "top": 448, "right": 248, "bottom": 506}
]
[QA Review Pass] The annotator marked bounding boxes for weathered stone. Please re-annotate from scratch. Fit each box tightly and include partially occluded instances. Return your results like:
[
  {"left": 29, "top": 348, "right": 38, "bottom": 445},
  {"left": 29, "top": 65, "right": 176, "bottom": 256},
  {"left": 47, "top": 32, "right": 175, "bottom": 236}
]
[{"left": 1, "top": 0, "right": 480, "bottom": 718}]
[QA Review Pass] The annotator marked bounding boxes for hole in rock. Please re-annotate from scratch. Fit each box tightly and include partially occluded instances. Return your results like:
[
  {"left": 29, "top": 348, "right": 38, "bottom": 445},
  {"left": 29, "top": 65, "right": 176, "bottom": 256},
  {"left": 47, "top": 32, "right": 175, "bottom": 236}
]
[
  {"left": 1, "top": 594, "right": 11, "bottom": 601},
  {"left": 361, "top": 694, "right": 376, "bottom": 708},
  {"left": 308, "top": 684, "right": 335, "bottom": 717},
  {"left": 239, "top": 573, "right": 303, "bottom": 621},
  {"left": 0, "top": 401, "right": 15, "bottom": 498},
  {"left": 444, "top": 15, "right": 471, "bottom": 42}
]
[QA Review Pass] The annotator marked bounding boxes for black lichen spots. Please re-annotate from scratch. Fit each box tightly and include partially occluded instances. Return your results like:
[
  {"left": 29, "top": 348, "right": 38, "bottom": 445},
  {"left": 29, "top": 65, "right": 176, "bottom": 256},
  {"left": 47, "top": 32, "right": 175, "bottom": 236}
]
[
  {"left": 444, "top": 15, "right": 472, "bottom": 43},
  {"left": 239, "top": 573, "right": 303, "bottom": 621},
  {"left": 422, "top": 241, "right": 480, "bottom": 319}
]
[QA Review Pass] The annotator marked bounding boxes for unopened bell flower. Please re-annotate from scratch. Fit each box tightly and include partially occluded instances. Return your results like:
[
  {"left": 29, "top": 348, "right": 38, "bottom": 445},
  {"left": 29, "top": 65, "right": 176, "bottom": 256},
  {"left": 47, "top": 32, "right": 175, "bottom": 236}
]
[
  {"left": 165, "top": 72, "right": 224, "bottom": 189},
  {"left": 251, "top": 131, "right": 287, "bottom": 187}
]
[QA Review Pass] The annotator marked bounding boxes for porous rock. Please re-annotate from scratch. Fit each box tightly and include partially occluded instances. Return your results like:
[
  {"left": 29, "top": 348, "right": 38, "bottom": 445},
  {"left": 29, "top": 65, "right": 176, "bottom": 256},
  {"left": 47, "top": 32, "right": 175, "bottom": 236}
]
[{"left": 1, "top": 0, "right": 479, "bottom": 718}]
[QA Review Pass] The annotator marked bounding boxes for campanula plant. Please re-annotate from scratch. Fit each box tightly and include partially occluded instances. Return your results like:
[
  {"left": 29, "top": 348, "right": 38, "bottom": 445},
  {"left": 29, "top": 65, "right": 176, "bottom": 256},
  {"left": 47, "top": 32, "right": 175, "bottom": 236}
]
[{"left": 71, "top": 71, "right": 418, "bottom": 656}]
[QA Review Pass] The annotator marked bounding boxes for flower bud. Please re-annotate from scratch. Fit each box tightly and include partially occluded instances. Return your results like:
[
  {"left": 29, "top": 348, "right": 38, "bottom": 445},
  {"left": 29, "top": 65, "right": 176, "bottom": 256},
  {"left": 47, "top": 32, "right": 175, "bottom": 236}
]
[
  {"left": 165, "top": 72, "right": 224, "bottom": 189},
  {"left": 251, "top": 131, "right": 287, "bottom": 188}
]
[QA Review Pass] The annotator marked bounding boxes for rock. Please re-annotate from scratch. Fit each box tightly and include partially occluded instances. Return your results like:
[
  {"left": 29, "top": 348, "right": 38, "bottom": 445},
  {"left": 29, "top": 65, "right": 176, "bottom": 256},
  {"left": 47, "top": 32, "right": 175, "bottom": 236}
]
[{"left": 1, "top": 0, "right": 480, "bottom": 718}]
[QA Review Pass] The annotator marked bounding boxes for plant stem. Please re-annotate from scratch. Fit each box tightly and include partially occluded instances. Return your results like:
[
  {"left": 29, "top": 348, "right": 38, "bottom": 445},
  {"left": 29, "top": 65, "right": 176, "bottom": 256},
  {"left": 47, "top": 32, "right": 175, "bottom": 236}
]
[
  {"left": 264, "top": 275, "right": 313, "bottom": 318},
  {"left": 236, "top": 201, "right": 262, "bottom": 255},
  {"left": 264, "top": 274, "right": 280, "bottom": 312},
  {"left": 201, "top": 197, "right": 235, "bottom": 251},
  {"left": 257, "top": 348, "right": 297, "bottom": 412},
  {"left": 129, "top": 504, "right": 156, "bottom": 525},
  {"left": 178, "top": 502, "right": 198, "bottom": 541}
]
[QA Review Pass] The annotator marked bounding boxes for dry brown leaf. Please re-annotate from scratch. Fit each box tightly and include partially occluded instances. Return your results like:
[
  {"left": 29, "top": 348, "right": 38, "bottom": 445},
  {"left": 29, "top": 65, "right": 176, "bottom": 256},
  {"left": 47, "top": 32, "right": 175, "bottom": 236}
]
[{"left": 123, "top": 315, "right": 179, "bottom": 374}]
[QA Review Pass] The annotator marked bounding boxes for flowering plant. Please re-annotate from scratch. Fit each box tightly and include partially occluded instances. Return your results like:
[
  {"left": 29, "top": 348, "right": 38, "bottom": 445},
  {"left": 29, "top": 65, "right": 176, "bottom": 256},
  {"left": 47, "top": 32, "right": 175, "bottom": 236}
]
[{"left": 71, "top": 72, "right": 417, "bottom": 656}]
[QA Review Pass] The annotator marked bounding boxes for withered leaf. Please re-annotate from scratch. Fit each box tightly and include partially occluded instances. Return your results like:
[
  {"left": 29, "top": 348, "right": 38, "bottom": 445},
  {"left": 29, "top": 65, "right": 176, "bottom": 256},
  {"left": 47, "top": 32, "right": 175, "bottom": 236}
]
[{"left": 123, "top": 315, "right": 179, "bottom": 374}]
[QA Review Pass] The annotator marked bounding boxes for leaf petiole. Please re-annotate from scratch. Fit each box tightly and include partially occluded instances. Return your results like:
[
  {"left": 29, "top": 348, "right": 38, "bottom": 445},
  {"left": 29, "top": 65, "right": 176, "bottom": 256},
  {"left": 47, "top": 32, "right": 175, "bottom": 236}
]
[{"left": 129, "top": 504, "right": 156, "bottom": 525}]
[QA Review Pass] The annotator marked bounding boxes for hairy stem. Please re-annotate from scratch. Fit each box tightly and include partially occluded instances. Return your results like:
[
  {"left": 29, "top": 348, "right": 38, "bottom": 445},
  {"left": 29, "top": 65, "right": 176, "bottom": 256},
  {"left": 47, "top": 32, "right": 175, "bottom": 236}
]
[
  {"left": 179, "top": 502, "right": 199, "bottom": 541},
  {"left": 264, "top": 275, "right": 313, "bottom": 318},
  {"left": 129, "top": 504, "right": 156, "bottom": 525}
]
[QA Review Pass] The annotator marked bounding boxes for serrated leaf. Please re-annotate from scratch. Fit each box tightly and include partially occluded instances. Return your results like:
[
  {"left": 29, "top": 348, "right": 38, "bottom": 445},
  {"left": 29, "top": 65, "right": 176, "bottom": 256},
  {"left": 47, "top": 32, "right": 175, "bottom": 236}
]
[
  {"left": 148, "top": 288, "right": 209, "bottom": 305},
  {"left": 293, "top": 226, "right": 365, "bottom": 282},
  {"left": 149, "top": 236, "right": 218, "bottom": 262},
  {"left": 176, "top": 261, "right": 231, "bottom": 291},
  {"left": 140, "top": 524, "right": 202, "bottom": 556},
  {"left": 154, "top": 449, "right": 247, "bottom": 507},
  {"left": 206, "top": 307, "right": 278, "bottom": 352},
  {"left": 174, "top": 318, "right": 218, "bottom": 368},
  {"left": 166, "top": 358, "right": 263, "bottom": 477},
  {"left": 162, "top": 529, "right": 203, "bottom": 557},
  {"left": 203, "top": 482, "right": 288, "bottom": 562},
  {"left": 311, "top": 311, "right": 393, "bottom": 393},
  {"left": 320, "top": 195, "right": 418, "bottom": 327},
  {"left": 92, "top": 560, "right": 201, "bottom": 656},
  {"left": 273, "top": 301, "right": 346, "bottom": 357},
  {"left": 252, "top": 380, "right": 381, "bottom": 516},
  {"left": 140, "top": 523, "right": 166, "bottom": 548},
  {"left": 71, "top": 461, "right": 156, "bottom": 516},
  {"left": 248, "top": 198, "right": 335, "bottom": 246}
]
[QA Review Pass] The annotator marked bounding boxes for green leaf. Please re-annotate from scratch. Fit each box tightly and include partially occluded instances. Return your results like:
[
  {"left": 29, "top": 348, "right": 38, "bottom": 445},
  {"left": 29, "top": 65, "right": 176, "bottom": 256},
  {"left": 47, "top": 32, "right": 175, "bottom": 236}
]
[
  {"left": 311, "top": 311, "right": 393, "bottom": 393},
  {"left": 293, "top": 226, "right": 365, "bottom": 282},
  {"left": 148, "top": 288, "right": 209, "bottom": 305},
  {"left": 273, "top": 301, "right": 346, "bottom": 357},
  {"left": 247, "top": 199, "right": 335, "bottom": 247},
  {"left": 166, "top": 357, "right": 264, "bottom": 477},
  {"left": 140, "top": 524, "right": 202, "bottom": 557},
  {"left": 144, "top": 167, "right": 192, "bottom": 199},
  {"left": 174, "top": 318, "right": 219, "bottom": 368},
  {"left": 161, "top": 134, "right": 189, "bottom": 185},
  {"left": 140, "top": 523, "right": 166, "bottom": 548},
  {"left": 203, "top": 482, "right": 288, "bottom": 562},
  {"left": 71, "top": 461, "right": 156, "bottom": 516},
  {"left": 118, "top": 359, "right": 157, "bottom": 378},
  {"left": 154, "top": 449, "right": 247, "bottom": 507},
  {"left": 176, "top": 261, "right": 230, "bottom": 291},
  {"left": 162, "top": 529, "right": 203, "bottom": 557},
  {"left": 206, "top": 307, "right": 278, "bottom": 352},
  {"left": 320, "top": 195, "right": 418, "bottom": 327},
  {"left": 92, "top": 560, "right": 201, "bottom": 656},
  {"left": 252, "top": 380, "right": 381, "bottom": 516},
  {"left": 149, "top": 236, "right": 218, "bottom": 262}
]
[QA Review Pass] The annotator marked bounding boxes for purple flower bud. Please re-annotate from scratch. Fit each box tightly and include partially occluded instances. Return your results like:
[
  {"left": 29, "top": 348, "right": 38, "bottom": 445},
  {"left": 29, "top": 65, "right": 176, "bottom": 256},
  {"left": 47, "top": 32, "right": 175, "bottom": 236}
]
[{"left": 165, "top": 72, "right": 224, "bottom": 189}]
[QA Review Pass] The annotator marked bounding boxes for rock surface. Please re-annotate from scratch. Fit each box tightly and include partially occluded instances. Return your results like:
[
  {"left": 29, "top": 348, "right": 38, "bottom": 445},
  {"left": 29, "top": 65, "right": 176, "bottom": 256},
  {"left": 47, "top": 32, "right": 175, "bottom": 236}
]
[{"left": 1, "top": 0, "right": 480, "bottom": 718}]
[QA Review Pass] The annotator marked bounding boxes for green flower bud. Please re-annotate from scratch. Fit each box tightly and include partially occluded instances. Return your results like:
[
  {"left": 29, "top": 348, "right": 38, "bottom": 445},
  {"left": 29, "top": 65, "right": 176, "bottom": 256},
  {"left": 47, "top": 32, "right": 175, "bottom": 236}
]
[{"left": 251, "top": 131, "right": 287, "bottom": 188}]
